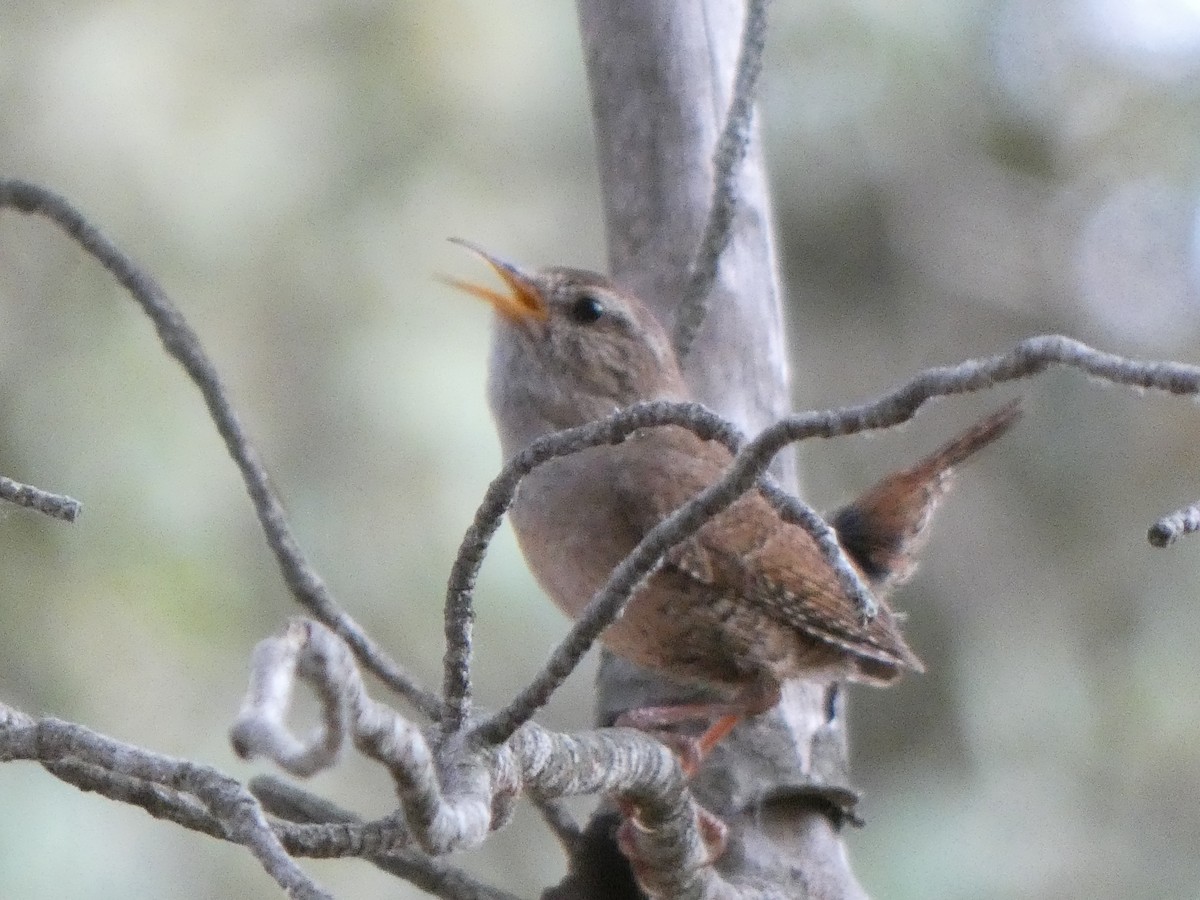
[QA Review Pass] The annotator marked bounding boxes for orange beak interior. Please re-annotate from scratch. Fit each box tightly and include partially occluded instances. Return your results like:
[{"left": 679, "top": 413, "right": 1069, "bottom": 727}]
[{"left": 441, "top": 239, "right": 548, "bottom": 322}]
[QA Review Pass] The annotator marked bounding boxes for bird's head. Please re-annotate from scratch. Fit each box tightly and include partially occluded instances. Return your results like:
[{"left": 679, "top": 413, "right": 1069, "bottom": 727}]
[{"left": 444, "top": 240, "right": 688, "bottom": 445}]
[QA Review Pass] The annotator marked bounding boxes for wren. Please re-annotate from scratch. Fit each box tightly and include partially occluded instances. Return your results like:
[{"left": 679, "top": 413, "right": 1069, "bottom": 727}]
[{"left": 446, "top": 241, "right": 1020, "bottom": 757}]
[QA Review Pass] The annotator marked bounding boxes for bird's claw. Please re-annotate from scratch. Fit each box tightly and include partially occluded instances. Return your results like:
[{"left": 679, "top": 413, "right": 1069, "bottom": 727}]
[{"left": 615, "top": 799, "right": 729, "bottom": 875}]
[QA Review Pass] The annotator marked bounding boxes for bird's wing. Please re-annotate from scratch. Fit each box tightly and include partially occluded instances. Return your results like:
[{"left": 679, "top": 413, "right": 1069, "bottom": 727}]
[{"left": 613, "top": 426, "right": 921, "bottom": 675}]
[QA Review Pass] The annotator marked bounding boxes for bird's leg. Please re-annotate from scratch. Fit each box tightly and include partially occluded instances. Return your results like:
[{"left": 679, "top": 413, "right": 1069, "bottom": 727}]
[
  {"left": 614, "top": 679, "right": 782, "bottom": 776},
  {"left": 610, "top": 681, "right": 780, "bottom": 870},
  {"left": 616, "top": 702, "right": 743, "bottom": 775}
]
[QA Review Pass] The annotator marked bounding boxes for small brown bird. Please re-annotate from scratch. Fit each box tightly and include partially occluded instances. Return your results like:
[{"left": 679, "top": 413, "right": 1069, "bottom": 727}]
[{"left": 447, "top": 241, "right": 1019, "bottom": 757}]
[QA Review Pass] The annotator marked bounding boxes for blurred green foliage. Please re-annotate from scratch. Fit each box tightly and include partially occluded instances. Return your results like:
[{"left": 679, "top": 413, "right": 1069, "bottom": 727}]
[{"left": 2, "top": 1, "right": 1199, "bottom": 898}]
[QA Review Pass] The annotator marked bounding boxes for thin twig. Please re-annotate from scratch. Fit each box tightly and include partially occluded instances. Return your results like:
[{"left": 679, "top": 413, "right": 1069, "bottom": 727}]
[
  {"left": 0, "top": 474, "right": 81, "bottom": 522},
  {"left": 473, "top": 334, "right": 1200, "bottom": 746},
  {"left": 4, "top": 698, "right": 518, "bottom": 900},
  {"left": 440, "top": 401, "right": 730, "bottom": 732},
  {"left": 440, "top": 400, "right": 871, "bottom": 734},
  {"left": 673, "top": 0, "right": 771, "bottom": 360},
  {"left": 253, "top": 777, "right": 522, "bottom": 900},
  {"left": 0, "top": 178, "right": 440, "bottom": 721},
  {"left": 0, "top": 704, "right": 332, "bottom": 900},
  {"left": 46, "top": 758, "right": 229, "bottom": 839},
  {"left": 230, "top": 619, "right": 348, "bottom": 777},
  {"left": 469, "top": 416, "right": 797, "bottom": 748}
]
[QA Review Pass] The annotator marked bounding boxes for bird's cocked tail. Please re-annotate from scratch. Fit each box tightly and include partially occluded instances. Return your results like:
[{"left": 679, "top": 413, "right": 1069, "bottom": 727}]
[{"left": 831, "top": 399, "right": 1022, "bottom": 591}]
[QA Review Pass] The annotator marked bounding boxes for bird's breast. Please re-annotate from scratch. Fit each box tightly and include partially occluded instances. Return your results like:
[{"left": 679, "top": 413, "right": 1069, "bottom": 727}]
[{"left": 508, "top": 444, "right": 640, "bottom": 620}]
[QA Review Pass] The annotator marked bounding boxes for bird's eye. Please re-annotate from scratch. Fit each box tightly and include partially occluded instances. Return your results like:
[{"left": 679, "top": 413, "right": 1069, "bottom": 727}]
[{"left": 567, "top": 293, "right": 605, "bottom": 325}]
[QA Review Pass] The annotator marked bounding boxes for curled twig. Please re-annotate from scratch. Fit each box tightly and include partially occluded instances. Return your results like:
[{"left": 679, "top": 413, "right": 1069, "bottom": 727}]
[
  {"left": 234, "top": 620, "right": 763, "bottom": 898},
  {"left": 234, "top": 620, "right": 510, "bottom": 856}
]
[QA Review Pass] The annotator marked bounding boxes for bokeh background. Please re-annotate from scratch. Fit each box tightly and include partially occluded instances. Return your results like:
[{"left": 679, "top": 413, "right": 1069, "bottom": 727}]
[{"left": 2, "top": 1, "right": 1200, "bottom": 898}]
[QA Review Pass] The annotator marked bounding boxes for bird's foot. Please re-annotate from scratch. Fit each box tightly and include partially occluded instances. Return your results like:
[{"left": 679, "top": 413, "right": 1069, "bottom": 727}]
[
  {"left": 615, "top": 704, "right": 745, "bottom": 777},
  {"left": 615, "top": 796, "right": 729, "bottom": 875},
  {"left": 614, "top": 682, "right": 781, "bottom": 776}
]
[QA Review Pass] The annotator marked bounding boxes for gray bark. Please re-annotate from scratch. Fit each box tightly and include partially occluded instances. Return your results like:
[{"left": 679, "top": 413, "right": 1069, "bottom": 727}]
[{"left": 561, "top": 2, "right": 870, "bottom": 898}]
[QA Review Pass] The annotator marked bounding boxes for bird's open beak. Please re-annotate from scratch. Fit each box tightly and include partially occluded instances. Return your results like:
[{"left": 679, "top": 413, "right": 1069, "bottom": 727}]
[{"left": 442, "top": 239, "right": 549, "bottom": 322}]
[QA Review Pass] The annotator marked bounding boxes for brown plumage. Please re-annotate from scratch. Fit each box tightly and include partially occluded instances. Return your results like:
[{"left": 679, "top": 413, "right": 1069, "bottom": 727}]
[
  {"left": 447, "top": 240, "right": 1020, "bottom": 752},
  {"left": 831, "top": 400, "right": 1021, "bottom": 593}
]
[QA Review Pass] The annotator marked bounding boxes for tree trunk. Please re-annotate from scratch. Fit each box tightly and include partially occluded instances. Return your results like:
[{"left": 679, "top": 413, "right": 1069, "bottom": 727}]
[{"left": 556, "top": 2, "right": 870, "bottom": 897}]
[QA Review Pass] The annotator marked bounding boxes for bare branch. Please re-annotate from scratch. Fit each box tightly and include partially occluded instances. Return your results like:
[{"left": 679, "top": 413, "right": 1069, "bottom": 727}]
[
  {"left": 673, "top": 0, "right": 771, "bottom": 361},
  {"left": 442, "top": 401, "right": 739, "bottom": 732},
  {"left": 443, "top": 401, "right": 874, "bottom": 738},
  {"left": 0, "top": 702, "right": 332, "bottom": 900},
  {"left": 0, "top": 178, "right": 440, "bottom": 721},
  {"left": 4, "top": 699, "right": 518, "bottom": 900},
  {"left": 747, "top": 334, "right": 1200, "bottom": 548},
  {"left": 469, "top": 413, "right": 805, "bottom": 748},
  {"left": 744, "top": 335, "right": 1200, "bottom": 553},
  {"left": 46, "top": 757, "right": 229, "bottom": 839},
  {"left": 234, "top": 620, "right": 778, "bottom": 896},
  {"left": 253, "top": 777, "right": 523, "bottom": 900},
  {"left": 0, "top": 474, "right": 82, "bottom": 522}
]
